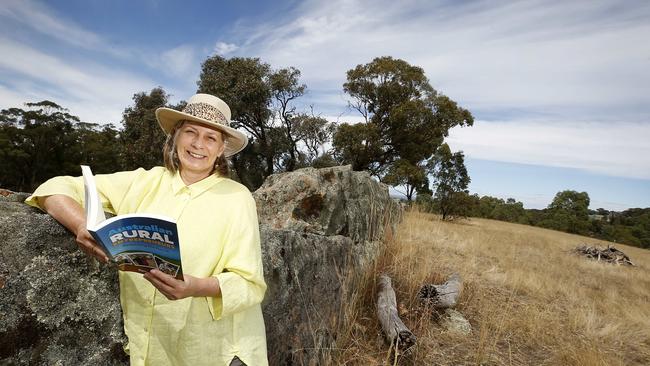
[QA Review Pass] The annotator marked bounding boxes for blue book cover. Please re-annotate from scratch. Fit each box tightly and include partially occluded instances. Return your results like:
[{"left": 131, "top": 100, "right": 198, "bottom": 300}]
[{"left": 81, "top": 165, "right": 184, "bottom": 279}]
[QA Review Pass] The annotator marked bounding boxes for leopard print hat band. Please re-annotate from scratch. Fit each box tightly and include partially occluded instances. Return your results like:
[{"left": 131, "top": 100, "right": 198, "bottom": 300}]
[{"left": 181, "top": 102, "right": 229, "bottom": 127}]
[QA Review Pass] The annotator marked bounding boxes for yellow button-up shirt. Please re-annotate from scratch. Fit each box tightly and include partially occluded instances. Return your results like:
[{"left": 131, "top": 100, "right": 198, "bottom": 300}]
[{"left": 26, "top": 167, "right": 268, "bottom": 366}]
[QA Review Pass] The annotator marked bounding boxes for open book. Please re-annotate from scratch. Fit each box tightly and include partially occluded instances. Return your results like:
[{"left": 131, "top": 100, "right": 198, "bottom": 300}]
[{"left": 81, "top": 165, "right": 184, "bottom": 280}]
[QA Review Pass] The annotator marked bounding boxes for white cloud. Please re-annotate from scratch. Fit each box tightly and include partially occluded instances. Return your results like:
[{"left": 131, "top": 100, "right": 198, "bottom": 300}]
[
  {"left": 0, "top": 37, "right": 156, "bottom": 124},
  {"left": 0, "top": 0, "right": 132, "bottom": 59},
  {"left": 1, "top": 0, "right": 101, "bottom": 48},
  {"left": 447, "top": 120, "right": 650, "bottom": 180},
  {"left": 159, "top": 44, "right": 197, "bottom": 77},
  {"left": 0, "top": 1, "right": 193, "bottom": 124},
  {"left": 321, "top": 114, "right": 366, "bottom": 125},
  {"left": 214, "top": 42, "right": 239, "bottom": 56},
  {"left": 215, "top": 0, "right": 650, "bottom": 183},
  {"left": 226, "top": 0, "right": 650, "bottom": 121},
  {"left": 0, "top": 84, "right": 35, "bottom": 108}
]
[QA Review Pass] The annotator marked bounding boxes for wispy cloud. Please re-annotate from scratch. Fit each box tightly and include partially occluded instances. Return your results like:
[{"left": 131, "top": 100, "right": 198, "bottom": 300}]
[
  {"left": 1, "top": 0, "right": 102, "bottom": 48},
  {"left": 225, "top": 0, "right": 650, "bottom": 121},
  {"left": 0, "top": 37, "right": 156, "bottom": 124},
  {"left": 1, "top": 0, "right": 648, "bottom": 186},
  {"left": 447, "top": 120, "right": 650, "bottom": 180},
  {"left": 213, "top": 42, "right": 239, "bottom": 56},
  {"left": 0, "top": 0, "right": 134, "bottom": 60},
  {"left": 158, "top": 44, "right": 197, "bottom": 78},
  {"left": 0, "top": 0, "right": 195, "bottom": 124},
  {"left": 218, "top": 0, "right": 650, "bottom": 181}
]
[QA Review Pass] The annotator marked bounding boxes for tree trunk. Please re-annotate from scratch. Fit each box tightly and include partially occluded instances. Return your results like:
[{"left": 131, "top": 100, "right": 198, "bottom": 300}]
[
  {"left": 377, "top": 274, "right": 416, "bottom": 352},
  {"left": 417, "top": 273, "right": 462, "bottom": 309}
]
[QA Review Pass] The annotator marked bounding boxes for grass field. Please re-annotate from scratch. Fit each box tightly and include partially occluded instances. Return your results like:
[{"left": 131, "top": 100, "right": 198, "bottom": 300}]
[{"left": 333, "top": 210, "right": 650, "bottom": 365}]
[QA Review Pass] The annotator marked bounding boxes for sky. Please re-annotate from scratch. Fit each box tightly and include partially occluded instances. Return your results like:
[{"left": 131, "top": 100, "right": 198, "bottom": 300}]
[{"left": 1, "top": 0, "right": 649, "bottom": 210}]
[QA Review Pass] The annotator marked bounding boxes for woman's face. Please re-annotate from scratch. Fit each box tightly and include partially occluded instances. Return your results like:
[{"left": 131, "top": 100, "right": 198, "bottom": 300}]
[{"left": 175, "top": 121, "right": 226, "bottom": 180}]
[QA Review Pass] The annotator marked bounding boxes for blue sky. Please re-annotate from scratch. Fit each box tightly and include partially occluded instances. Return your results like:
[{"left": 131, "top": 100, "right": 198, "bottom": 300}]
[{"left": 1, "top": 0, "right": 649, "bottom": 210}]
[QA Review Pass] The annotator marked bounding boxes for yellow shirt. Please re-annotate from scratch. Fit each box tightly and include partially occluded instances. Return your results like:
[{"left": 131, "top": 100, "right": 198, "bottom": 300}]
[{"left": 25, "top": 167, "right": 268, "bottom": 366}]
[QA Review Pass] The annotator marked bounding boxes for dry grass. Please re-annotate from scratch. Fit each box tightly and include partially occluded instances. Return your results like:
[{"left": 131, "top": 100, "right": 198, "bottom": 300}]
[{"left": 333, "top": 209, "right": 650, "bottom": 365}]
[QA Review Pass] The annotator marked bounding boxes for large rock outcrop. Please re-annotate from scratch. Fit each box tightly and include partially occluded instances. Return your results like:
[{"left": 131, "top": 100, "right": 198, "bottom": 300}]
[{"left": 0, "top": 165, "right": 401, "bottom": 365}]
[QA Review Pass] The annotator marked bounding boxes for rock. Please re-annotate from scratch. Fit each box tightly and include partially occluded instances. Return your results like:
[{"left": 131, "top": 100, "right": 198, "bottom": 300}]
[
  {"left": 257, "top": 165, "right": 401, "bottom": 365},
  {"left": 254, "top": 165, "right": 401, "bottom": 244},
  {"left": 441, "top": 309, "right": 472, "bottom": 335},
  {"left": 0, "top": 188, "right": 29, "bottom": 203},
  {"left": 0, "top": 200, "right": 128, "bottom": 365},
  {"left": 0, "top": 166, "right": 401, "bottom": 365}
]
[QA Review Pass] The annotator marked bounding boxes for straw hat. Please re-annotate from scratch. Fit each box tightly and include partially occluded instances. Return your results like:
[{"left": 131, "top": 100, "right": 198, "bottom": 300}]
[{"left": 155, "top": 93, "right": 248, "bottom": 157}]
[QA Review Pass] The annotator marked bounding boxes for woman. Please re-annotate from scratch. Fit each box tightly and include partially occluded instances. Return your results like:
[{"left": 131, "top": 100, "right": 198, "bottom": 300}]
[{"left": 25, "top": 94, "right": 268, "bottom": 366}]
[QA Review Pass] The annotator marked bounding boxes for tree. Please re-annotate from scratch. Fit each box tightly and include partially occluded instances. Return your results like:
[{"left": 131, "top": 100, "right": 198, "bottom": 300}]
[
  {"left": 332, "top": 122, "right": 382, "bottom": 172},
  {"left": 120, "top": 87, "right": 178, "bottom": 170},
  {"left": 269, "top": 67, "right": 306, "bottom": 171},
  {"left": 0, "top": 101, "right": 80, "bottom": 191},
  {"left": 336, "top": 56, "right": 473, "bottom": 199},
  {"left": 415, "top": 192, "right": 435, "bottom": 212},
  {"left": 0, "top": 101, "right": 122, "bottom": 192},
  {"left": 198, "top": 56, "right": 274, "bottom": 187},
  {"left": 430, "top": 144, "right": 470, "bottom": 220},
  {"left": 198, "top": 56, "right": 314, "bottom": 185},
  {"left": 75, "top": 122, "right": 123, "bottom": 174},
  {"left": 491, "top": 198, "right": 528, "bottom": 224},
  {"left": 383, "top": 159, "right": 429, "bottom": 200},
  {"left": 291, "top": 113, "right": 336, "bottom": 167},
  {"left": 542, "top": 190, "right": 591, "bottom": 234},
  {"left": 476, "top": 196, "right": 503, "bottom": 218}
]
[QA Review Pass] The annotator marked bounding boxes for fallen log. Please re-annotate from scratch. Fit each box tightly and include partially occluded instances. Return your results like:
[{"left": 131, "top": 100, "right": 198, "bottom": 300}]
[
  {"left": 417, "top": 273, "right": 462, "bottom": 309},
  {"left": 573, "top": 245, "right": 634, "bottom": 266},
  {"left": 377, "top": 274, "right": 416, "bottom": 353}
]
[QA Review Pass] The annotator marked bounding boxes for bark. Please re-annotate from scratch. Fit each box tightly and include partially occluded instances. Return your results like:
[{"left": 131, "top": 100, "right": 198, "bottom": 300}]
[
  {"left": 418, "top": 272, "right": 462, "bottom": 309},
  {"left": 376, "top": 274, "right": 416, "bottom": 352}
]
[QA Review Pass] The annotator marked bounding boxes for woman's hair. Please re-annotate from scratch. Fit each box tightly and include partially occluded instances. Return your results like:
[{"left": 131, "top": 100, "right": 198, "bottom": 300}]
[{"left": 162, "top": 120, "right": 230, "bottom": 177}]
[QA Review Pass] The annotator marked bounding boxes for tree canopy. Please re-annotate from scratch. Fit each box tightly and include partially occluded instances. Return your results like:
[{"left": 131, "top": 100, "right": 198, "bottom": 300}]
[
  {"left": 540, "top": 190, "right": 591, "bottom": 234},
  {"left": 0, "top": 101, "right": 120, "bottom": 191},
  {"left": 429, "top": 143, "right": 471, "bottom": 220},
  {"left": 334, "top": 56, "right": 473, "bottom": 199},
  {"left": 197, "top": 55, "right": 314, "bottom": 189},
  {"left": 120, "top": 87, "right": 181, "bottom": 171}
]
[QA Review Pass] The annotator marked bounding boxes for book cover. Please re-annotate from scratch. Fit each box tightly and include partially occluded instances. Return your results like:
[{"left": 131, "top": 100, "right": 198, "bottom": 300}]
[{"left": 81, "top": 165, "right": 184, "bottom": 279}]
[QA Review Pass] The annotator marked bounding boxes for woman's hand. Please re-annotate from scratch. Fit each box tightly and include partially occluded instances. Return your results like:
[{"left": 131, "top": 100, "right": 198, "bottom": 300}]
[
  {"left": 74, "top": 222, "right": 109, "bottom": 263},
  {"left": 143, "top": 270, "right": 220, "bottom": 300},
  {"left": 144, "top": 270, "right": 195, "bottom": 300}
]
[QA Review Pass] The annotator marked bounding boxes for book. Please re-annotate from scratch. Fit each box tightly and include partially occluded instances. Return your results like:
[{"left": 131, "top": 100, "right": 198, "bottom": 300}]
[{"left": 81, "top": 165, "right": 184, "bottom": 280}]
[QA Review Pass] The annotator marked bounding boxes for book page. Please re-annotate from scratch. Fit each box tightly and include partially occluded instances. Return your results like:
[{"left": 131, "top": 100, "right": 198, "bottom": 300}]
[{"left": 81, "top": 165, "right": 106, "bottom": 229}]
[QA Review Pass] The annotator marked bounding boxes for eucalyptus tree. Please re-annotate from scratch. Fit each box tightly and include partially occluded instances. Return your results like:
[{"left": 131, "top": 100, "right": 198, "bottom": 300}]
[{"left": 334, "top": 56, "right": 474, "bottom": 199}]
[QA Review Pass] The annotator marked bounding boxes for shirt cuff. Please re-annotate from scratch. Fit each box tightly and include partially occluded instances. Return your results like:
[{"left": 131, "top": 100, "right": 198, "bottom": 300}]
[
  {"left": 209, "top": 271, "right": 252, "bottom": 320},
  {"left": 207, "top": 273, "right": 227, "bottom": 320}
]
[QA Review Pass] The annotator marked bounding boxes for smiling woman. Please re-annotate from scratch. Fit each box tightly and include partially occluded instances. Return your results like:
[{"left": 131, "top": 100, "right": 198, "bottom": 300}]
[
  {"left": 24, "top": 94, "right": 267, "bottom": 366},
  {"left": 167, "top": 121, "right": 227, "bottom": 184}
]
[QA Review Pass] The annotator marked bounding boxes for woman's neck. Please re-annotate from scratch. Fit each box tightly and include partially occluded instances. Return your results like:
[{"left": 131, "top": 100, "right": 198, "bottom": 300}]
[{"left": 179, "top": 170, "right": 210, "bottom": 186}]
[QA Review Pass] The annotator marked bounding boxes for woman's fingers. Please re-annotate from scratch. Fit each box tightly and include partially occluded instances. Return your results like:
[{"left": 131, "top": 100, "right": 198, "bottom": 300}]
[
  {"left": 144, "top": 271, "right": 177, "bottom": 298},
  {"left": 144, "top": 270, "right": 191, "bottom": 300},
  {"left": 75, "top": 229, "right": 109, "bottom": 262}
]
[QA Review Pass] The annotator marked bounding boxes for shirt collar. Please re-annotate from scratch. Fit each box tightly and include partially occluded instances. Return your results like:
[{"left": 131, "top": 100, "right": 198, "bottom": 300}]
[{"left": 171, "top": 170, "right": 225, "bottom": 196}]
